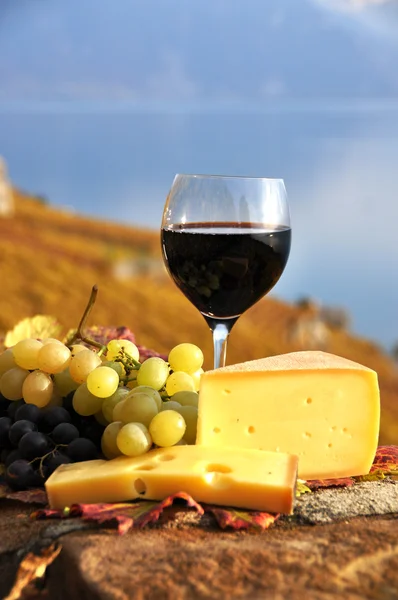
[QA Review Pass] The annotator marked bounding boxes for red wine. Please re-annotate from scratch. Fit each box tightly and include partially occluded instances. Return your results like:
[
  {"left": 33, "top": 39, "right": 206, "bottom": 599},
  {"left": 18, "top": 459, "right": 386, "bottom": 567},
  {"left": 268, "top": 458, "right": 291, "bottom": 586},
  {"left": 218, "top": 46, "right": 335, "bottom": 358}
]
[{"left": 161, "top": 222, "right": 291, "bottom": 319}]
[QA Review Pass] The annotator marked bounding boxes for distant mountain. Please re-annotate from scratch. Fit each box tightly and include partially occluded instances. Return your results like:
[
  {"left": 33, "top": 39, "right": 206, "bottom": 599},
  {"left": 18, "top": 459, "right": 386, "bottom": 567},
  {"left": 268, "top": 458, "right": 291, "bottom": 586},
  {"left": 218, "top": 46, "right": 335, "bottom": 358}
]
[{"left": 0, "top": 188, "right": 397, "bottom": 444}]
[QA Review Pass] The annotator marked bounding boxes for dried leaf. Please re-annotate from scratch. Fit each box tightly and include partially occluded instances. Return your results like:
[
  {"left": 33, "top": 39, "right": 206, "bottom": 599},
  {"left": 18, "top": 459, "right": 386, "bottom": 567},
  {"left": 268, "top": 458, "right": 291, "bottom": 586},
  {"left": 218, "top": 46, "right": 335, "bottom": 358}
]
[
  {"left": 296, "top": 480, "right": 312, "bottom": 496},
  {"left": 204, "top": 505, "right": 278, "bottom": 531},
  {"left": 34, "top": 492, "right": 204, "bottom": 534},
  {"left": 0, "top": 483, "right": 47, "bottom": 505},
  {"left": 370, "top": 445, "right": 398, "bottom": 472},
  {"left": 306, "top": 476, "right": 355, "bottom": 491},
  {"left": 354, "top": 470, "right": 387, "bottom": 483},
  {"left": 4, "top": 543, "right": 61, "bottom": 600},
  {"left": 5, "top": 316, "right": 62, "bottom": 348}
]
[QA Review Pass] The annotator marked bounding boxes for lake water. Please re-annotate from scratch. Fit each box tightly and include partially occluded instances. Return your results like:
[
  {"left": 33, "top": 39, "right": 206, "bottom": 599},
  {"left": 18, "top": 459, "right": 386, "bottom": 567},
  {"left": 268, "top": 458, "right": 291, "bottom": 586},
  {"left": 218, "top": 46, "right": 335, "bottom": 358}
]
[{"left": 1, "top": 101, "right": 397, "bottom": 350}]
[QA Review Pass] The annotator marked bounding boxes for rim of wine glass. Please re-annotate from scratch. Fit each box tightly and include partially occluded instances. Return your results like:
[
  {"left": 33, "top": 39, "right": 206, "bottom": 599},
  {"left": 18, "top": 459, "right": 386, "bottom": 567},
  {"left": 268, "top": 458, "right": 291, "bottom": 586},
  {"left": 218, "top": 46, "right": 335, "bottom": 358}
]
[{"left": 175, "top": 173, "right": 285, "bottom": 183}]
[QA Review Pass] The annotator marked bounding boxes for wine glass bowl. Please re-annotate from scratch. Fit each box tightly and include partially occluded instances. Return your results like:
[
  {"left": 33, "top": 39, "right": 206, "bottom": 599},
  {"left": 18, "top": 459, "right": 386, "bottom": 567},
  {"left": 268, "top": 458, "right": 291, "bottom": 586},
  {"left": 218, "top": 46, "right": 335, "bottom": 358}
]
[{"left": 161, "top": 174, "right": 291, "bottom": 369}]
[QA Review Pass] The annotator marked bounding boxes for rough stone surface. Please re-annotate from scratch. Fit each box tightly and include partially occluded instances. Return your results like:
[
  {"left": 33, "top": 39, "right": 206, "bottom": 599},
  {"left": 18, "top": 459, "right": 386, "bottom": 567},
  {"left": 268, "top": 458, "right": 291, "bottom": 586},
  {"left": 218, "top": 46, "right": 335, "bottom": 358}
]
[
  {"left": 1, "top": 480, "right": 398, "bottom": 600},
  {"left": 294, "top": 480, "right": 398, "bottom": 524},
  {"left": 46, "top": 515, "right": 398, "bottom": 600}
]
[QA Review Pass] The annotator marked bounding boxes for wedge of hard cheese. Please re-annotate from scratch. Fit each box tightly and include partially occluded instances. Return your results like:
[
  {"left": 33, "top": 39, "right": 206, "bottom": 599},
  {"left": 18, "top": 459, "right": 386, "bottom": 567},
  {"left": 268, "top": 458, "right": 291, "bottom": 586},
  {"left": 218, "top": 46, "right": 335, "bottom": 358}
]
[
  {"left": 197, "top": 351, "right": 380, "bottom": 480},
  {"left": 46, "top": 445, "right": 298, "bottom": 514}
]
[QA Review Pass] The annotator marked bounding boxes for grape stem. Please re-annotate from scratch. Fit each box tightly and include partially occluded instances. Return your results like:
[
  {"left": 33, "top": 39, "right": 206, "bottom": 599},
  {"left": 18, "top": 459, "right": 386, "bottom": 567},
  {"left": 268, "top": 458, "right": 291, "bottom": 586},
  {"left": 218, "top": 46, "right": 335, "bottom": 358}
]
[{"left": 66, "top": 285, "right": 106, "bottom": 351}]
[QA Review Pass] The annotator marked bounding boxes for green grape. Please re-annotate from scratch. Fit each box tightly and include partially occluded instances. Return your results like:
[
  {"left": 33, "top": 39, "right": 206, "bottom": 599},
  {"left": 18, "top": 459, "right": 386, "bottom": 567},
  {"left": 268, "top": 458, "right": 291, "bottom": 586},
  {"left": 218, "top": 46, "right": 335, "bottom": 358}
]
[
  {"left": 116, "top": 423, "right": 152, "bottom": 457},
  {"left": 0, "top": 348, "right": 17, "bottom": 375},
  {"left": 69, "top": 349, "right": 102, "bottom": 384},
  {"left": 149, "top": 410, "right": 186, "bottom": 447},
  {"left": 95, "top": 410, "right": 109, "bottom": 426},
  {"left": 106, "top": 339, "right": 140, "bottom": 362},
  {"left": 190, "top": 368, "right": 204, "bottom": 392},
  {"left": 102, "top": 360, "right": 126, "bottom": 379},
  {"left": 175, "top": 405, "right": 198, "bottom": 445},
  {"left": 165, "top": 371, "right": 195, "bottom": 396},
  {"left": 86, "top": 366, "right": 119, "bottom": 398},
  {"left": 136, "top": 357, "right": 169, "bottom": 390},
  {"left": 102, "top": 387, "right": 130, "bottom": 423},
  {"left": 0, "top": 367, "right": 29, "bottom": 400},
  {"left": 128, "top": 385, "right": 162, "bottom": 411},
  {"left": 70, "top": 343, "right": 87, "bottom": 356},
  {"left": 171, "top": 391, "right": 199, "bottom": 408},
  {"left": 41, "top": 338, "right": 63, "bottom": 345},
  {"left": 12, "top": 338, "right": 43, "bottom": 370},
  {"left": 160, "top": 400, "right": 182, "bottom": 411},
  {"left": 101, "top": 421, "right": 124, "bottom": 459},
  {"left": 119, "top": 393, "right": 158, "bottom": 427},
  {"left": 72, "top": 383, "right": 104, "bottom": 416},
  {"left": 168, "top": 343, "right": 204, "bottom": 374},
  {"left": 22, "top": 370, "right": 54, "bottom": 408},
  {"left": 53, "top": 368, "right": 80, "bottom": 397},
  {"left": 38, "top": 342, "right": 71, "bottom": 375},
  {"left": 112, "top": 398, "right": 127, "bottom": 421}
]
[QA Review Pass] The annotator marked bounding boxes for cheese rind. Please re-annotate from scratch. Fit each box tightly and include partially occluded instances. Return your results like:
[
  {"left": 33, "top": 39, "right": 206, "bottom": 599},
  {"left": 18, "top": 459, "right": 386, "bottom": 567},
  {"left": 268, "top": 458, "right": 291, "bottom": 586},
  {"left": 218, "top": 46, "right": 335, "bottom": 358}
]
[
  {"left": 197, "top": 351, "right": 380, "bottom": 480},
  {"left": 45, "top": 445, "right": 298, "bottom": 514}
]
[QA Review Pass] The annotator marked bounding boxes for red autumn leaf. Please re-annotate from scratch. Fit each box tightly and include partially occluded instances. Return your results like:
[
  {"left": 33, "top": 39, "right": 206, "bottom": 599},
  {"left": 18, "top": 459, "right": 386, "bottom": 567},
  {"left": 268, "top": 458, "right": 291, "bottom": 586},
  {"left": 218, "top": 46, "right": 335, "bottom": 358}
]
[
  {"left": 83, "top": 325, "right": 136, "bottom": 345},
  {"left": 370, "top": 445, "right": 398, "bottom": 472},
  {"left": 83, "top": 325, "right": 167, "bottom": 361},
  {"left": 306, "top": 476, "right": 355, "bottom": 491},
  {"left": 204, "top": 505, "right": 279, "bottom": 531},
  {"left": 0, "top": 482, "right": 47, "bottom": 505},
  {"left": 33, "top": 492, "right": 204, "bottom": 535}
]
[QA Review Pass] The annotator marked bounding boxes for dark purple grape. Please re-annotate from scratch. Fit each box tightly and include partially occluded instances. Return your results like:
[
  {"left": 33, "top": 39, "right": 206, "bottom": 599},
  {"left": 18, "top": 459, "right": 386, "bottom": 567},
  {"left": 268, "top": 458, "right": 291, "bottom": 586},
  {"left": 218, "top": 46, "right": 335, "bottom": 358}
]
[
  {"left": 0, "top": 416, "right": 12, "bottom": 448},
  {"left": 43, "top": 451, "right": 72, "bottom": 477},
  {"left": 62, "top": 392, "right": 75, "bottom": 414},
  {"left": 7, "top": 400, "right": 25, "bottom": 421},
  {"left": 4, "top": 448, "right": 22, "bottom": 468},
  {"left": 5, "top": 459, "right": 39, "bottom": 489},
  {"left": 0, "top": 395, "right": 10, "bottom": 417},
  {"left": 51, "top": 423, "right": 79, "bottom": 445},
  {"left": 67, "top": 438, "right": 98, "bottom": 462},
  {"left": 1, "top": 448, "right": 9, "bottom": 463},
  {"left": 9, "top": 420, "right": 37, "bottom": 447},
  {"left": 80, "top": 420, "right": 105, "bottom": 447},
  {"left": 15, "top": 403, "right": 41, "bottom": 424},
  {"left": 18, "top": 431, "right": 50, "bottom": 461},
  {"left": 39, "top": 407, "right": 71, "bottom": 433}
]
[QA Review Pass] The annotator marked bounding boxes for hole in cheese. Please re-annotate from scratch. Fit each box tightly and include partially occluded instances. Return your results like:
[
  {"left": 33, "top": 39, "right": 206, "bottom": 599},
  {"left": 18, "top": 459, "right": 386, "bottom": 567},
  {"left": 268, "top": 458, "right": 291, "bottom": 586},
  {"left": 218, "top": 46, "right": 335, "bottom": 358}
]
[
  {"left": 134, "top": 478, "right": 147, "bottom": 495},
  {"left": 328, "top": 443, "right": 333, "bottom": 448},
  {"left": 306, "top": 398, "right": 312, "bottom": 404},
  {"left": 138, "top": 464, "right": 156, "bottom": 471},
  {"left": 248, "top": 426, "right": 255, "bottom": 434},
  {"left": 157, "top": 454, "right": 175, "bottom": 462},
  {"left": 205, "top": 464, "right": 232, "bottom": 474},
  {"left": 213, "top": 427, "right": 221, "bottom": 434},
  {"left": 203, "top": 471, "right": 232, "bottom": 489}
]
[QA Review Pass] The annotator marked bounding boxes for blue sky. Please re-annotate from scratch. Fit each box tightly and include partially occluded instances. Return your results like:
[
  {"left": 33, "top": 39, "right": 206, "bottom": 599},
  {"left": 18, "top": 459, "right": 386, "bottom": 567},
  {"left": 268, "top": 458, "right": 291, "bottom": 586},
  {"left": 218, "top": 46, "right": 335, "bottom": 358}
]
[{"left": 0, "top": 0, "right": 398, "bottom": 350}]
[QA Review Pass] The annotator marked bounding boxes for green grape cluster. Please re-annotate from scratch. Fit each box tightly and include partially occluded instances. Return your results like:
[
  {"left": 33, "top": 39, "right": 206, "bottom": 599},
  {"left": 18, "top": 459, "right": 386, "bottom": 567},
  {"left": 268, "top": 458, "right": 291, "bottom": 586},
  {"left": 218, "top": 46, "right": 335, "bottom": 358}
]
[
  {"left": 0, "top": 337, "right": 204, "bottom": 471},
  {"left": 101, "top": 342, "right": 203, "bottom": 459}
]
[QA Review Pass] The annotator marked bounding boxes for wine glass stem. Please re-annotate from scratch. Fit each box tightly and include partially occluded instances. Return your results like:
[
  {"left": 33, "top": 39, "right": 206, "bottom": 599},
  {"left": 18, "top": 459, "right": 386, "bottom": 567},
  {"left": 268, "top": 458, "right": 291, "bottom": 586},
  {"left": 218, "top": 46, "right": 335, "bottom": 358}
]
[{"left": 212, "top": 323, "right": 230, "bottom": 369}]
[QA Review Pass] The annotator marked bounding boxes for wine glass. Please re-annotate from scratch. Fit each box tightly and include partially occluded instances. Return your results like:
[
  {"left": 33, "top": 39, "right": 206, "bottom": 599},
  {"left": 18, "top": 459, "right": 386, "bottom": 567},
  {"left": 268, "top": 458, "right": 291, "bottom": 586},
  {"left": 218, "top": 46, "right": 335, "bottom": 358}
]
[{"left": 161, "top": 174, "right": 291, "bottom": 369}]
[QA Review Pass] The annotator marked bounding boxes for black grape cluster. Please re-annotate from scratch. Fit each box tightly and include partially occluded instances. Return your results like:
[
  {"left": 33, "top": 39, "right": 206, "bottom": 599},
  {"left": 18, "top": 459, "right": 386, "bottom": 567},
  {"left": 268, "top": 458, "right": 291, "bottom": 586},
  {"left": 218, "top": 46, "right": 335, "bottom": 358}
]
[{"left": 0, "top": 394, "right": 103, "bottom": 490}]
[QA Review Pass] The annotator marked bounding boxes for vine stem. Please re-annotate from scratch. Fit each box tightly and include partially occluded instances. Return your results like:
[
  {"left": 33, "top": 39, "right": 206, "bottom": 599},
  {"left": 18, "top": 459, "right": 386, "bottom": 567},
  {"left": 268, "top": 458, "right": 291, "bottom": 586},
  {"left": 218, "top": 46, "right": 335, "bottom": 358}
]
[{"left": 66, "top": 285, "right": 105, "bottom": 350}]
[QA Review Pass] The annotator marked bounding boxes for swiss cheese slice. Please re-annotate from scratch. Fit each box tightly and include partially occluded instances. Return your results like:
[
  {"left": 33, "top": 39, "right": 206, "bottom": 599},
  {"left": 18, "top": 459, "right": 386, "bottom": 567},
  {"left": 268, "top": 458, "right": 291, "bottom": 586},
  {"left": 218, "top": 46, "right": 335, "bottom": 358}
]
[
  {"left": 45, "top": 445, "right": 298, "bottom": 514},
  {"left": 196, "top": 351, "right": 380, "bottom": 479}
]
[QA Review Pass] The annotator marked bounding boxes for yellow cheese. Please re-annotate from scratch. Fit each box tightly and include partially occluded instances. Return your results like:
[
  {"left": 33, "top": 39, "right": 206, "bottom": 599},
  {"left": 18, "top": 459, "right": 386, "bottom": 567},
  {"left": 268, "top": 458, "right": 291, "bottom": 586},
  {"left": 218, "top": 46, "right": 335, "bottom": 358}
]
[
  {"left": 45, "top": 445, "right": 298, "bottom": 514},
  {"left": 197, "top": 351, "right": 380, "bottom": 480}
]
